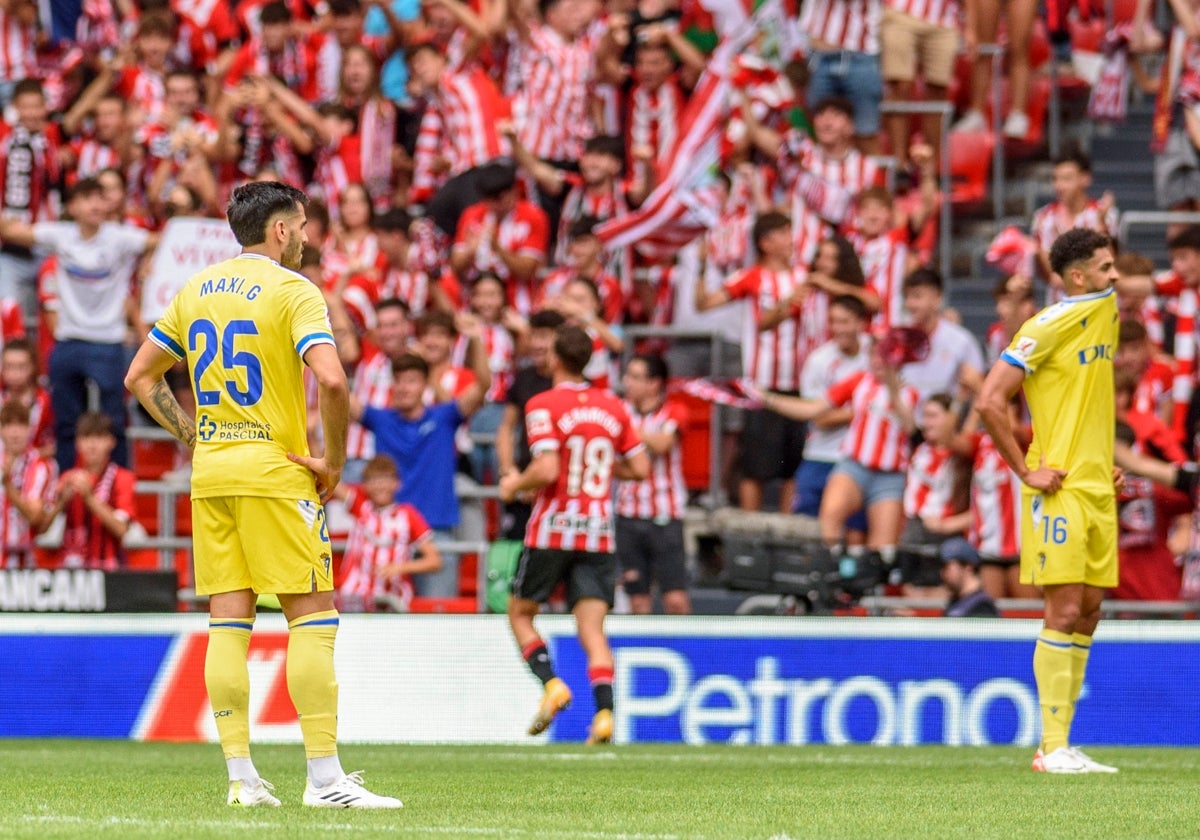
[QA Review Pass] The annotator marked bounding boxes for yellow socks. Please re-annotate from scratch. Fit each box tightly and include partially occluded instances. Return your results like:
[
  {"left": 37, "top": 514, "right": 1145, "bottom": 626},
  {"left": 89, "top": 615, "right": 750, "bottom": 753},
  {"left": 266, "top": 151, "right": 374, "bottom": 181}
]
[
  {"left": 287, "top": 610, "right": 340, "bottom": 760},
  {"left": 1033, "top": 629, "right": 1075, "bottom": 753},
  {"left": 205, "top": 617, "right": 254, "bottom": 761},
  {"left": 1065, "top": 633, "right": 1092, "bottom": 733}
]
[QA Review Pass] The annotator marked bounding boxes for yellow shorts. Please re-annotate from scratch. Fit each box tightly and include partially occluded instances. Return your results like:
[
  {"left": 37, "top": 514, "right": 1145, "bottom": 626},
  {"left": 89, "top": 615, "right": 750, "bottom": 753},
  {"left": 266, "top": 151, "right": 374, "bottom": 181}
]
[
  {"left": 192, "top": 495, "right": 334, "bottom": 596},
  {"left": 1019, "top": 487, "right": 1118, "bottom": 588}
]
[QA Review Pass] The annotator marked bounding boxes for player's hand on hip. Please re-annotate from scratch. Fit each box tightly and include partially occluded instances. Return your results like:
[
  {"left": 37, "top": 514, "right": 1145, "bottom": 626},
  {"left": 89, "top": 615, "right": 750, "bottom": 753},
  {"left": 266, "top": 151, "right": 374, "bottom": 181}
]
[
  {"left": 287, "top": 452, "right": 341, "bottom": 503},
  {"left": 1112, "top": 466, "right": 1126, "bottom": 494},
  {"left": 1023, "top": 457, "right": 1067, "bottom": 494}
]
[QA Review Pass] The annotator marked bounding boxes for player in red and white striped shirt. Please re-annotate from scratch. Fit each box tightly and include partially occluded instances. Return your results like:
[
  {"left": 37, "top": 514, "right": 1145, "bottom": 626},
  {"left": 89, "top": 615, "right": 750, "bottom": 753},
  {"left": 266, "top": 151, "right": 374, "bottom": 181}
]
[
  {"left": 615, "top": 353, "right": 691, "bottom": 615},
  {"left": 0, "top": 399, "right": 54, "bottom": 569},
  {"left": 500, "top": 325, "right": 648, "bottom": 744},
  {"left": 334, "top": 455, "right": 441, "bottom": 613}
]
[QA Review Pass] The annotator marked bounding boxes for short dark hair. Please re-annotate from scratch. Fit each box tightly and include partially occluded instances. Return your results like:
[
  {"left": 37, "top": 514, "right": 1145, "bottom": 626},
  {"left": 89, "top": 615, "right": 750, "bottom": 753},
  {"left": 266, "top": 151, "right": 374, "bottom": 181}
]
[
  {"left": 373, "top": 208, "right": 413, "bottom": 234},
  {"left": 260, "top": 1, "right": 291, "bottom": 25},
  {"left": 925, "top": 392, "right": 954, "bottom": 412},
  {"left": 376, "top": 296, "right": 411, "bottom": 317},
  {"left": 554, "top": 325, "right": 593, "bottom": 376},
  {"left": 903, "top": 267, "right": 944, "bottom": 295},
  {"left": 630, "top": 353, "right": 668, "bottom": 383},
  {"left": 1049, "top": 228, "right": 1111, "bottom": 278},
  {"left": 391, "top": 352, "right": 429, "bottom": 378},
  {"left": 405, "top": 39, "right": 443, "bottom": 64},
  {"left": 568, "top": 215, "right": 600, "bottom": 241},
  {"left": 1168, "top": 225, "right": 1200, "bottom": 253},
  {"left": 1, "top": 336, "right": 36, "bottom": 362},
  {"left": 1053, "top": 145, "right": 1092, "bottom": 173},
  {"left": 317, "top": 102, "right": 358, "bottom": 133},
  {"left": 66, "top": 177, "right": 104, "bottom": 202},
  {"left": 538, "top": 0, "right": 565, "bottom": 19},
  {"left": 226, "top": 181, "right": 308, "bottom": 247},
  {"left": 583, "top": 134, "right": 625, "bottom": 162},
  {"left": 529, "top": 309, "right": 566, "bottom": 331},
  {"left": 76, "top": 411, "right": 115, "bottom": 438},
  {"left": 477, "top": 161, "right": 517, "bottom": 199},
  {"left": 829, "top": 294, "right": 868, "bottom": 321},
  {"left": 0, "top": 400, "right": 29, "bottom": 426},
  {"left": 811, "top": 96, "right": 855, "bottom": 120},
  {"left": 752, "top": 211, "right": 791, "bottom": 250},
  {"left": 565, "top": 276, "right": 601, "bottom": 307},
  {"left": 857, "top": 185, "right": 893, "bottom": 209},
  {"left": 136, "top": 10, "right": 175, "bottom": 38},
  {"left": 11, "top": 78, "right": 43, "bottom": 102},
  {"left": 471, "top": 272, "right": 505, "bottom": 294},
  {"left": 415, "top": 309, "right": 457, "bottom": 337},
  {"left": 165, "top": 68, "right": 200, "bottom": 88},
  {"left": 329, "top": 0, "right": 362, "bottom": 16},
  {"left": 362, "top": 453, "right": 399, "bottom": 479},
  {"left": 1119, "top": 319, "right": 1148, "bottom": 344}
]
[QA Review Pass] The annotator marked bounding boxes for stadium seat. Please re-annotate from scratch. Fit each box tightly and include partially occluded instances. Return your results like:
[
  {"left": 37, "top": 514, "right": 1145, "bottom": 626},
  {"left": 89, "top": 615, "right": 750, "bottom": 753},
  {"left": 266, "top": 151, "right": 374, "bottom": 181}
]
[
  {"left": 949, "top": 130, "right": 994, "bottom": 209},
  {"left": 132, "top": 438, "right": 177, "bottom": 480}
]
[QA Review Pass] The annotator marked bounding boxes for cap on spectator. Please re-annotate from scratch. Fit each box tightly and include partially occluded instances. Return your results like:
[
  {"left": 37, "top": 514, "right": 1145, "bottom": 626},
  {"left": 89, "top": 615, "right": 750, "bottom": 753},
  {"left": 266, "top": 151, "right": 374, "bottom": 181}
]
[{"left": 940, "top": 538, "right": 981, "bottom": 567}]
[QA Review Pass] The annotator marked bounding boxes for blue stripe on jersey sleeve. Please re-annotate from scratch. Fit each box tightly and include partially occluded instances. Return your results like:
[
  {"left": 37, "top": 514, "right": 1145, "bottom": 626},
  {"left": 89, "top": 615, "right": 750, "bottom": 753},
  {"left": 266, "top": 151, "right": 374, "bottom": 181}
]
[
  {"left": 1000, "top": 350, "right": 1031, "bottom": 375},
  {"left": 149, "top": 327, "right": 185, "bottom": 359},
  {"left": 295, "top": 332, "right": 335, "bottom": 358}
]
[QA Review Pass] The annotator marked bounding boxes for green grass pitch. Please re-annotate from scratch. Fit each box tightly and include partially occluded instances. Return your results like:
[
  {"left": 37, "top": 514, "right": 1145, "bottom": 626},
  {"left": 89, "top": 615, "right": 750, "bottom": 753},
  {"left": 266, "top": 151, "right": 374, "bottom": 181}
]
[{"left": 3, "top": 740, "right": 1200, "bottom": 839}]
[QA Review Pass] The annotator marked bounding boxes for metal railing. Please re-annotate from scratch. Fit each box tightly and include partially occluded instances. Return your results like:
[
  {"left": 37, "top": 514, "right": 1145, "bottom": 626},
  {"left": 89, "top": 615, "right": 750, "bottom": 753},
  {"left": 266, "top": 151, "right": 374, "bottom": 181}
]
[
  {"left": 1118, "top": 211, "right": 1200, "bottom": 249},
  {"left": 878, "top": 100, "right": 954, "bottom": 286}
]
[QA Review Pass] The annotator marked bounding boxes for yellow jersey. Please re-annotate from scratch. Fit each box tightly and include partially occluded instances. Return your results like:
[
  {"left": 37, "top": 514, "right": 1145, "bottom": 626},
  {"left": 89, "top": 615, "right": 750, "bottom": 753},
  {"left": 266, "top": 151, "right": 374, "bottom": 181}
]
[
  {"left": 148, "top": 253, "right": 334, "bottom": 500},
  {"left": 1000, "top": 285, "right": 1119, "bottom": 493}
]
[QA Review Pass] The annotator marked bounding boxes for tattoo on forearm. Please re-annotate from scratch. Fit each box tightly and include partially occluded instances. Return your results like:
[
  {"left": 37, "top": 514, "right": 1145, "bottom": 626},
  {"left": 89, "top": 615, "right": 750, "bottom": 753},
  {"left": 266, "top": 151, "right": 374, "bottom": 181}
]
[{"left": 147, "top": 379, "right": 197, "bottom": 448}]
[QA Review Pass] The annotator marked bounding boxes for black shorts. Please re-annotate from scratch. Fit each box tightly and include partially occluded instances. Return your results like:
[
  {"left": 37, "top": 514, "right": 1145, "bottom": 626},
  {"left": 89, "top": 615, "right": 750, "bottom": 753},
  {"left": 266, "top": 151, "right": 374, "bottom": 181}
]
[
  {"left": 739, "top": 402, "right": 806, "bottom": 481},
  {"left": 512, "top": 546, "right": 616, "bottom": 608},
  {"left": 615, "top": 517, "right": 689, "bottom": 596}
]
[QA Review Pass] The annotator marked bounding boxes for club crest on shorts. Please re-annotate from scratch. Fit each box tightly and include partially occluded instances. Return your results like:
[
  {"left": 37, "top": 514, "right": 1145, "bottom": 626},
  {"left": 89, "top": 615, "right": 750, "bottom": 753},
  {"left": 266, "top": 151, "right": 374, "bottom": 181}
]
[{"left": 1030, "top": 494, "right": 1043, "bottom": 529}]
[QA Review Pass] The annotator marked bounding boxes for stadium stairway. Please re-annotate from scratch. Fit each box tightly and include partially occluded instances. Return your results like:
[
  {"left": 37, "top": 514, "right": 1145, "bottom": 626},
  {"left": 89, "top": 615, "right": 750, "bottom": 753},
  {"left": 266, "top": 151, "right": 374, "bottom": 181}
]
[{"left": 1090, "top": 101, "right": 1162, "bottom": 262}]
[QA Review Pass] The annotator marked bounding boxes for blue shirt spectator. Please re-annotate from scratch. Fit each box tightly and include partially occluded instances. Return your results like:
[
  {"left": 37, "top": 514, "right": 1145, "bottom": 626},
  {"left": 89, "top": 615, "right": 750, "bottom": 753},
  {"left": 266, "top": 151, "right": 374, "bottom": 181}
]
[{"left": 362, "top": 401, "right": 463, "bottom": 528}]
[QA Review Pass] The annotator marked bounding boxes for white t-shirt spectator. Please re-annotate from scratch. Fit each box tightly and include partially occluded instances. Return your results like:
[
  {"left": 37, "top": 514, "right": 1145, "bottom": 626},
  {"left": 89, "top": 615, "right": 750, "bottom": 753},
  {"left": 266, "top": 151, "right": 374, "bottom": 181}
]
[
  {"left": 901, "top": 318, "right": 984, "bottom": 401},
  {"left": 34, "top": 222, "right": 149, "bottom": 343},
  {"left": 800, "top": 337, "right": 869, "bottom": 462}
]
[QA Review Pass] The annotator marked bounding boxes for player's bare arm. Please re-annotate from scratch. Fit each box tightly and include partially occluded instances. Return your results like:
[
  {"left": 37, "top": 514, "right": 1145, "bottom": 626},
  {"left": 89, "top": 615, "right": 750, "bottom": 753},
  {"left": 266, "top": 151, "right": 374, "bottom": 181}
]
[
  {"left": 125, "top": 341, "right": 198, "bottom": 449},
  {"left": 611, "top": 448, "right": 651, "bottom": 482},
  {"left": 977, "top": 359, "right": 1066, "bottom": 494},
  {"left": 288, "top": 343, "right": 349, "bottom": 503},
  {"left": 498, "top": 450, "right": 560, "bottom": 502},
  {"left": 455, "top": 314, "right": 493, "bottom": 418}
]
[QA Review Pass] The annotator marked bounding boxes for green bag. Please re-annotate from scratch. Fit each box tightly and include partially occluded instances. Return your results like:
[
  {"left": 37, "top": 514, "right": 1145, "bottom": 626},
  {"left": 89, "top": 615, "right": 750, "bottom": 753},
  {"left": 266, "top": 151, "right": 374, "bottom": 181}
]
[{"left": 485, "top": 540, "right": 524, "bottom": 613}]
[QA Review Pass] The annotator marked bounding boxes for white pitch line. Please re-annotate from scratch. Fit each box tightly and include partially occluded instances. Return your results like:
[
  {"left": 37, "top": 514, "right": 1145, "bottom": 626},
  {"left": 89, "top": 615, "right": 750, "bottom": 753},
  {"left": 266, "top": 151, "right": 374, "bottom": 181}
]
[{"left": 15, "top": 814, "right": 691, "bottom": 839}]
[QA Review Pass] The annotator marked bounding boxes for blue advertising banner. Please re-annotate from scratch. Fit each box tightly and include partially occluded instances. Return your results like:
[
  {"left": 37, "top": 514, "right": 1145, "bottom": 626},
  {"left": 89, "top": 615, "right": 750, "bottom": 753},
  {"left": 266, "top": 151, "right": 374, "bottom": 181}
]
[{"left": 547, "top": 619, "right": 1200, "bottom": 746}]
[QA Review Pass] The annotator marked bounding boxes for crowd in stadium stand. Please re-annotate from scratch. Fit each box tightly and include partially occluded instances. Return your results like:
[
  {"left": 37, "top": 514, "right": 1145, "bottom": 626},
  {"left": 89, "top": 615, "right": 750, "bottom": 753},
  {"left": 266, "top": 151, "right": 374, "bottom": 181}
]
[{"left": 1, "top": 0, "right": 1199, "bottom": 614}]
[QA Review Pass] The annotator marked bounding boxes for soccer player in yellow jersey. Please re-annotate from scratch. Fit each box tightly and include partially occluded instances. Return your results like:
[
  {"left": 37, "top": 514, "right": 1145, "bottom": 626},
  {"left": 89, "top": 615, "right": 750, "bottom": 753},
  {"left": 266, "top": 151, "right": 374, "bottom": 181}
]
[
  {"left": 125, "top": 182, "right": 402, "bottom": 808},
  {"left": 978, "top": 228, "right": 1122, "bottom": 775}
]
